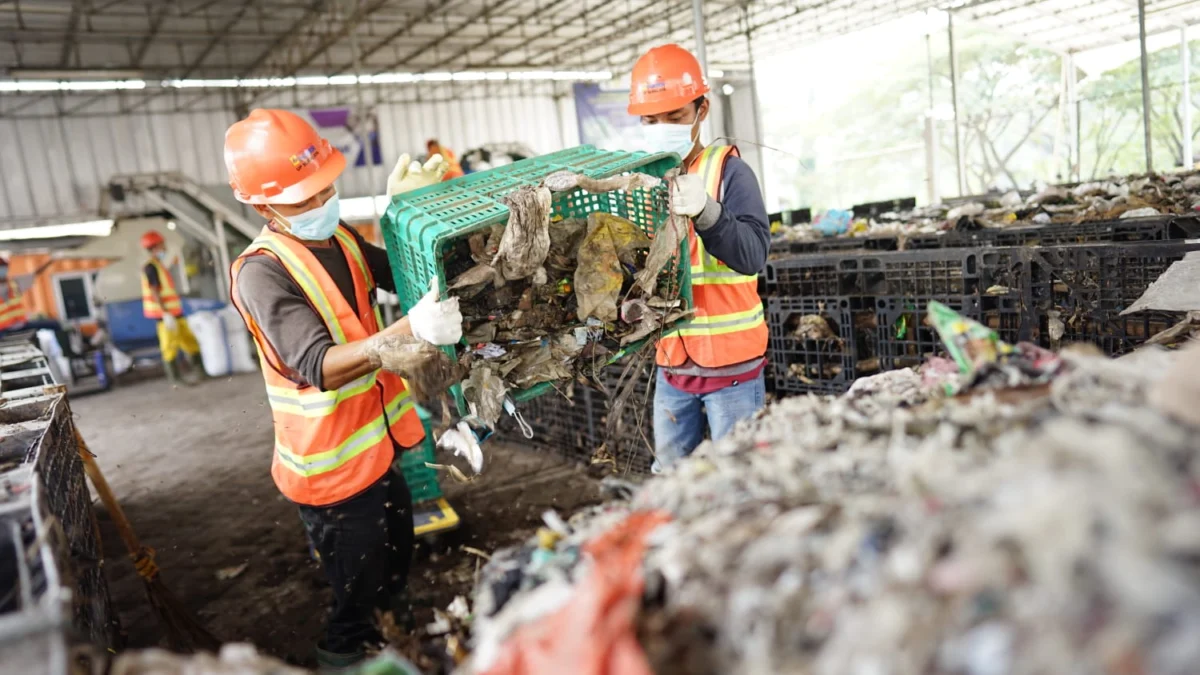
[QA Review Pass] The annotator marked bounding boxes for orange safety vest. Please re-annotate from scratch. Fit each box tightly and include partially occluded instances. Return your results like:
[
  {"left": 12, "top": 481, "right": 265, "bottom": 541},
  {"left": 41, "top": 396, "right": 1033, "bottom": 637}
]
[
  {"left": 230, "top": 225, "right": 425, "bottom": 507},
  {"left": 434, "top": 147, "right": 465, "bottom": 180},
  {"left": 0, "top": 280, "right": 28, "bottom": 331},
  {"left": 656, "top": 145, "right": 768, "bottom": 369},
  {"left": 142, "top": 258, "right": 184, "bottom": 319}
]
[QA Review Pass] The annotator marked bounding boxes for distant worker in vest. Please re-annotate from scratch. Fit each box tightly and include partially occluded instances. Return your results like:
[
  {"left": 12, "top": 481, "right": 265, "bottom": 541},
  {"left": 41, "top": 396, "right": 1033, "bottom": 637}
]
[
  {"left": 141, "top": 230, "right": 203, "bottom": 386},
  {"left": 629, "top": 44, "right": 771, "bottom": 472},
  {"left": 224, "top": 109, "right": 460, "bottom": 667},
  {"left": 0, "top": 257, "right": 29, "bottom": 333},
  {"left": 426, "top": 138, "right": 464, "bottom": 180}
]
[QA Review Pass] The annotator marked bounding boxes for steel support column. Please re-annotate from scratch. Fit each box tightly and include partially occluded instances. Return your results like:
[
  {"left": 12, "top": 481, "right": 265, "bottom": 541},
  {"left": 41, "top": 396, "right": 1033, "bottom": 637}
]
[
  {"left": 1066, "top": 51, "right": 1078, "bottom": 180},
  {"left": 1183, "top": 26, "right": 1193, "bottom": 169},
  {"left": 743, "top": 5, "right": 767, "bottom": 185},
  {"left": 1138, "top": 0, "right": 1153, "bottom": 173},
  {"left": 692, "top": 0, "right": 713, "bottom": 141},
  {"left": 949, "top": 12, "right": 965, "bottom": 197}
]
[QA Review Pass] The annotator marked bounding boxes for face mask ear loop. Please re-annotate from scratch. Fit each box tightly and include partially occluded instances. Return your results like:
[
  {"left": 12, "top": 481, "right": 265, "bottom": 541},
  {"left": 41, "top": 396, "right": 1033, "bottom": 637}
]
[{"left": 266, "top": 205, "right": 292, "bottom": 234}]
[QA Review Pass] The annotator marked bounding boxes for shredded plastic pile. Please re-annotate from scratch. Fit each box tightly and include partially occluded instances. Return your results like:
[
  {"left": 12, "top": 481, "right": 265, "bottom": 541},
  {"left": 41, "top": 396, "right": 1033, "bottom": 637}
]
[
  {"left": 774, "top": 170, "right": 1200, "bottom": 244},
  {"left": 462, "top": 340, "right": 1200, "bottom": 675}
]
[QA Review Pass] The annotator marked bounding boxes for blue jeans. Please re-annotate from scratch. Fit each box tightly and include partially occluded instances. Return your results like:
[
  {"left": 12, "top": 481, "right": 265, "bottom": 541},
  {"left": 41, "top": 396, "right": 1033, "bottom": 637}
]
[{"left": 652, "top": 368, "right": 765, "bottom": 471}]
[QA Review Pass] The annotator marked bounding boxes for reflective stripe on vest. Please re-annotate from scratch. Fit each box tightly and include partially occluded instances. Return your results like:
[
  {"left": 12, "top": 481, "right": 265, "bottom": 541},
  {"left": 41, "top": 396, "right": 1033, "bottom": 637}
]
[
  {"left": 0, "top": 281, "right": 27, "bottom": 331},
  {"left": 656, "top": 144, "right": 768, "bottom": 369},
  {"left": 142, "top": 258, "right": 184, "bottom": 319},
  {"left": 229, "top": 224, "right": 424, "bottom": 506}
]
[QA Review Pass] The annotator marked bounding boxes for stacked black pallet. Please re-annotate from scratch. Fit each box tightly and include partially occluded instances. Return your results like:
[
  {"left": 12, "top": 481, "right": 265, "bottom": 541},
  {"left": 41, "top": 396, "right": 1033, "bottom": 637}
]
[
  {"left": 769, "top": 214, "right": 1200, "bottom": 255},
  {"left": 763, "top": 235, "right": 1200, "bottom": 396}
]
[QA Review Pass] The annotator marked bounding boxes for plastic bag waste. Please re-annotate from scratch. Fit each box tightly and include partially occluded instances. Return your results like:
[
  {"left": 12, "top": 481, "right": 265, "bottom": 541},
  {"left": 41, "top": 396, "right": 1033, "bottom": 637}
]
[
  {"left": 477, "top": 511, "right": 669, "bottom": 675},
  {"left": 813, "top": 208, "right": 852, "bottom": 235},
  {"left": 543, "top": 170, "right": 662, "bottom": 195},
  {"left": 109, "top": 643, "right": 311, "bottom": 674},
  {"left": 463, "top": 363, "right": 508, "bottom": 427},
  {"left": 494, "top": 186, "right": 553, "bottom": 283},
  {"left": 574, "top": 213, "right": 652, "bottom": 322},
  {"left": 362, "top": 334, "right": 462, "bottom": 412},
  {"left": 437, "top": 419, "right": 486, "bottom": 474}
]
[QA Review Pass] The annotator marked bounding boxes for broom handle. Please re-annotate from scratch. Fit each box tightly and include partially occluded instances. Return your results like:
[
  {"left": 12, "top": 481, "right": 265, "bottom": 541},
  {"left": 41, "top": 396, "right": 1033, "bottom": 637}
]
[{"left": 75, "top": 429, "right": 143, "bottom": 558}]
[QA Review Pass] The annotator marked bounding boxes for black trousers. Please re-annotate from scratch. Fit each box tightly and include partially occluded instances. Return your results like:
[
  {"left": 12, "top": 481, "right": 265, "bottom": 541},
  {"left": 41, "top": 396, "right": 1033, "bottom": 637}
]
[{"left": 298, "top": 462, "right": 414, "bottom": 655}]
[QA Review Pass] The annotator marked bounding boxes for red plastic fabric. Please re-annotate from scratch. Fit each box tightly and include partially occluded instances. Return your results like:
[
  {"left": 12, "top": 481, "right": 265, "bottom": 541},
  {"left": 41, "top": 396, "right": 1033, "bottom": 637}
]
[{"left": 482, "top": 511, "right": 671, "bottom": 675}]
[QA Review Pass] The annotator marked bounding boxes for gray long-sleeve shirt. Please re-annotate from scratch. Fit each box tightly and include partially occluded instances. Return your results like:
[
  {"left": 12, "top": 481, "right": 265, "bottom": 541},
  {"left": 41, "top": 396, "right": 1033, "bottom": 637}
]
[
  {"left": 691, "top": 154, "right": 771, "bottom": 276},
  {"left": 234, "top": 225, "right": 393, "bottom": 391}
]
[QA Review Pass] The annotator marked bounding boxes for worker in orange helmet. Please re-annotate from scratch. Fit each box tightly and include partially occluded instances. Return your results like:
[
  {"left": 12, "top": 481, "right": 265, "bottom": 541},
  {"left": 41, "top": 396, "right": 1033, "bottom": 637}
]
[
  {"left": 629, "top": 44, "right": 770, "bottom": 473},
  {"left": 426, "top": 139, "right": 464, "bottom": 180},
  {"left": 141, "top": 230, "right": 203, "bottom": 385},
  {"left": 224, "top": 109, "right": 460, "bottom": 667},
  {"left": 0, "top": 256, "right": 29, "bottom": 333}
]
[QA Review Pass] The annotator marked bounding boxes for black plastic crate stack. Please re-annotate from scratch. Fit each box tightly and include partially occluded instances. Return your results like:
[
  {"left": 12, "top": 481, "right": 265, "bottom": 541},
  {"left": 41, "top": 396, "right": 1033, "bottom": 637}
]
[
  {"left": 1023, "top": 241, "right": 1200, "bottom": 355},
  {"left": 495, "top": 378, "right": 598, "bottom": 465},
  {"left": 772, "top": 214, "right": 1200, "bottom": 255},
  {"left": 0, "top": 339, "right": 117, "bottom": 650},
  {"left": 768, "top": 296, "right": 871, "bottom": 395},
  {"left": 0, "top": 473, "right": 72, "bottom": 674}
]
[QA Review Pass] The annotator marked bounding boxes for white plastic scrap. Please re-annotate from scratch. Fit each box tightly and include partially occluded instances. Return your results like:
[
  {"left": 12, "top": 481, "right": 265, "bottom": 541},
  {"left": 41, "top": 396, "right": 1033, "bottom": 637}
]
[{"left": 462, "top": 348, "right": 1200, "bottom": 675}]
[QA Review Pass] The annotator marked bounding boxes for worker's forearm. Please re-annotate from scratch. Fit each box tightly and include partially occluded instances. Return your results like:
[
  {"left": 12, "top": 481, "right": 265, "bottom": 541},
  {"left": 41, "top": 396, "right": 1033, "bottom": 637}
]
[
  {"left": 320, "top": 317, "right": 413, "bottom": 390},
  {"left": 320, "top": 343, "right": 382, "bottom": 391}
]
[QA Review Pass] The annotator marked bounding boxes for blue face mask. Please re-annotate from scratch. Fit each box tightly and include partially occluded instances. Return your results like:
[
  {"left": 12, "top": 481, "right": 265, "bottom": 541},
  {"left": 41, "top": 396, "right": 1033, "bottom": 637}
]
[
  {"left": 640, "top": 119, "right": 699, "bottom": 160},
  {"left": 274, "top": 193, "right": 341, "bottom": 241}
]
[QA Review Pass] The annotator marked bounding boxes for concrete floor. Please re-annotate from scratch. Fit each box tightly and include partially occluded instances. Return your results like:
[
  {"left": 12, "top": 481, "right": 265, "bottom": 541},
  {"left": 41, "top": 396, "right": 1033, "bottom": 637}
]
[{"left": 72, "top": 372, "right": 603, "bottom": 667}]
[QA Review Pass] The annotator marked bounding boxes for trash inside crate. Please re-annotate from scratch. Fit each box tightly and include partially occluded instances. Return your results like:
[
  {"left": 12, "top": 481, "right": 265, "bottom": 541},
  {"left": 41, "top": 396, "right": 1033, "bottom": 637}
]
[{"left": 380, "top": 146, "right": 688, "bottom": 425}]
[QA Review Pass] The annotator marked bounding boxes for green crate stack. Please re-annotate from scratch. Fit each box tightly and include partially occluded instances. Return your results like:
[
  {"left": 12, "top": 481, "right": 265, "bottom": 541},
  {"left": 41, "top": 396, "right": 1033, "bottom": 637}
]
[
  {"left": 380, "top": 145, "right": 687, "bottom": 411},
  {"left": 398, "top": 439, "right": 441, "bottom": 502}
]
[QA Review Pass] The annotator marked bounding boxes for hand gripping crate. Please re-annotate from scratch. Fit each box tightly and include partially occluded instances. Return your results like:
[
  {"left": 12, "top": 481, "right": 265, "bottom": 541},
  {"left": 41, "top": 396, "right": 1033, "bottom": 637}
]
[{"left": 380, "top": 145, "right": 685, "bottom": 410}]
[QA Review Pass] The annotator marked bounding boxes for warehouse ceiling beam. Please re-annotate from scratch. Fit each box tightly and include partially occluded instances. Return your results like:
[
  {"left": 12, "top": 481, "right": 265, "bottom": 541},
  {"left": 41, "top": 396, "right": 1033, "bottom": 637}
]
[
  {"left": 346, "top": 0, "right": 467, "bottom": 70},
  {"left": 234, "top": 0, "right": 326, "bottom": 77},
  {"left": 414, "top": 0, "right": 576, "bottom": 74},
  {"left": 132, "top": 5, "right": 170, "bottom": 69},
  {"left": 57, "top": 0, "right": 81, "bottom": 68},
  {"left": 276, "top": 0, "right": 390, "bottom": 78}
]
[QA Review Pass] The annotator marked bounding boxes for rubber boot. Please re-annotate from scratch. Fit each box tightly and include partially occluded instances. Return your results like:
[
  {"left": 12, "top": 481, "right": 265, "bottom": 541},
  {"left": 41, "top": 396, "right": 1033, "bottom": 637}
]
[
  {"left": 162, "top": 357, "right": 180, "bottom": 386},
  {"left": 177, "top": 355, "right": 200, "bottom": 386},
  {"left": 184, "top": 351, "right": 206, "bottom": 381}
]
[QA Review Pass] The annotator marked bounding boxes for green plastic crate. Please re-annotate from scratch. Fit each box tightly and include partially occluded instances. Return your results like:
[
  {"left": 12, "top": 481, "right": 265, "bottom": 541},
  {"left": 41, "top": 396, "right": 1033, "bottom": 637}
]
[
  {"left": 398, "top": 430, "right": 442, "bottom": 503},
  {"left": 380, "top": 145, "right": 687, "bottom": 411}
]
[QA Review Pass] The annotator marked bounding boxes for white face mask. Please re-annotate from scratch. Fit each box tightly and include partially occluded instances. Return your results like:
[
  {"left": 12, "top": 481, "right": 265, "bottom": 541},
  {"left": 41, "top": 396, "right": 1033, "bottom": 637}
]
[{"left": 640, "top": 118, "right": 699, "bottom": 160}]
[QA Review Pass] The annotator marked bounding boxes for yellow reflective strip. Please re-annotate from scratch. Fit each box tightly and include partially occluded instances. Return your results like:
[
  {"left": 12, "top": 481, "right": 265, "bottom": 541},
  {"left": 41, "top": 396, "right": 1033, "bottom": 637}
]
[
  {"left": 334, "top": 228, "right": 372, "bottom": 283},
  {"left": 673, "top": 316, "right": 765, "bottom": 337},
  {"left": 253, "top": 238, "right": 348, "bottom": 344},
  {"left": 686, "top": 305, "right": 763, "bottom": 325},
  {"left": 265, "top": 374, "right": 378, "bottom": 418},
  {"left": 691, "top": 274, "right": 759, "bottom": 286},
  {"left": 274, "top": 417, "right": 389, "bottom": 477}
]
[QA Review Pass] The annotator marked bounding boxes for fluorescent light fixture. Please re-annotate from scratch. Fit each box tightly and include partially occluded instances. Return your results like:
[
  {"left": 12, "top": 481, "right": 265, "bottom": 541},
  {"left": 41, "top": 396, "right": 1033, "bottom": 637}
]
[
  {"left": 0, "top": 219, "right": 114, "bottom": 241},
  {"left": 6, "top": 70, "right": 613, "bottom": 94},
  {"left": 166, "top": 220, "right": 178, "bottom": 231},
  {"left": 0, "top": 79, "right": 145, "bottom": 92}
]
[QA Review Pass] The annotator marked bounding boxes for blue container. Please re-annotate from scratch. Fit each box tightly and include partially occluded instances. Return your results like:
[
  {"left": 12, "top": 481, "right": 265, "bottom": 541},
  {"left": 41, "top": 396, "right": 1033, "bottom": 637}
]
[{"left": 107, "top": 297, "right": 226, "bottom": 355}]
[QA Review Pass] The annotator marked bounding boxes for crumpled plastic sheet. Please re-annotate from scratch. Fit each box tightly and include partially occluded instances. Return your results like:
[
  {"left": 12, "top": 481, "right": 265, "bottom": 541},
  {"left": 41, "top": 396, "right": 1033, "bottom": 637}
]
[
  {"left": 494, "top": 186, "right": 552, "bottom": 283},
  {"left": 574, "top": 212, "right": 651, "bottom": 322},
  {"left": 463, "top": 362, "right": 508, "bottom": 427},
  {"left": 362, "top": 334, "right": 462, "bottom": 412},
  {"left": 462, "top": 347, "right": 1200, "bottom": 675}
]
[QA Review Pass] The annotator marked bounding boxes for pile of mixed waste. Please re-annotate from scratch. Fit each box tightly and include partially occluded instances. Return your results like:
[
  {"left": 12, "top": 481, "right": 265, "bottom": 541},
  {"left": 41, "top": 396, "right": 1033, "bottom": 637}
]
[
  {"left": 455, "top": 308, "right": 1200, "bottom": 675},
  {"left": 446, "top": 171, "right": 691, "bottom": 432},
  {"left": 775, "top": 170, "right": 1200, "bottom": 243}
]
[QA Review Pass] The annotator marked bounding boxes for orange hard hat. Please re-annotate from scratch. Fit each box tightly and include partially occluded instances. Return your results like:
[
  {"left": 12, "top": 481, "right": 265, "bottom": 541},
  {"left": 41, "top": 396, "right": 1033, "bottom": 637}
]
[
  {"left": 224, "top": 109, "right": 345, "bottom": 205},
  {"left": 140, "top": 230, "right": 165, "bottom": 250},
  {"left": 628, "top": 44, "right": 710, "bottom": 116}
]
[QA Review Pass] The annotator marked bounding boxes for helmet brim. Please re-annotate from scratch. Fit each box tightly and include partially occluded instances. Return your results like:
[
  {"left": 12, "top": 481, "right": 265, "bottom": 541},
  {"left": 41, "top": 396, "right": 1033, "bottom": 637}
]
[{"left": 235, "top": 147, "right": 347, "bottom": 205}]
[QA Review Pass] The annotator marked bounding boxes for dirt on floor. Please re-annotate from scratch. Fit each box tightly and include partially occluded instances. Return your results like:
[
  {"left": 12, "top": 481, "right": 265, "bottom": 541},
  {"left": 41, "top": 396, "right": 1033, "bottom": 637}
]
[{"left": 72, "top": 373, "right": 605, "bottom": 669}]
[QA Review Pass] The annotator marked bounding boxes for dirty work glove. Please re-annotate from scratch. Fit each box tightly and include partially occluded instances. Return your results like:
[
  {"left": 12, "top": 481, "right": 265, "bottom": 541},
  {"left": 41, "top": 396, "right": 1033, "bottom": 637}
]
[
  {"left": 671, "top": 174, "right": 708, "bottom": 218},
  {"left": 161, "top": 313, "right": 178, "bottom": 332},
  {"left": 407, "top": 279, "right": 463, "bottom": 345},
  {"left": 387, "top": 153, "right": 450, "bottom": 197}
]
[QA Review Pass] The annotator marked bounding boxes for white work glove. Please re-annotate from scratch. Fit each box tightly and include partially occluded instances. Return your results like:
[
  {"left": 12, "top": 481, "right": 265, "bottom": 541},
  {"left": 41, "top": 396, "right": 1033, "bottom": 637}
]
[
  {"left": 407, "top": 279, "right": 463, "bottom": 346},
  {"left": 436, "top": 420, "right": 485, "bottom": 474},
  {"left": 671, "top": 174, "right": 708, "bottom": 218},
  {"left": 387, "top": 153, "right": 450, "bottom": 197},
  {"left": 161, "top": 313, "right": 178, "bottom": 331}
]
